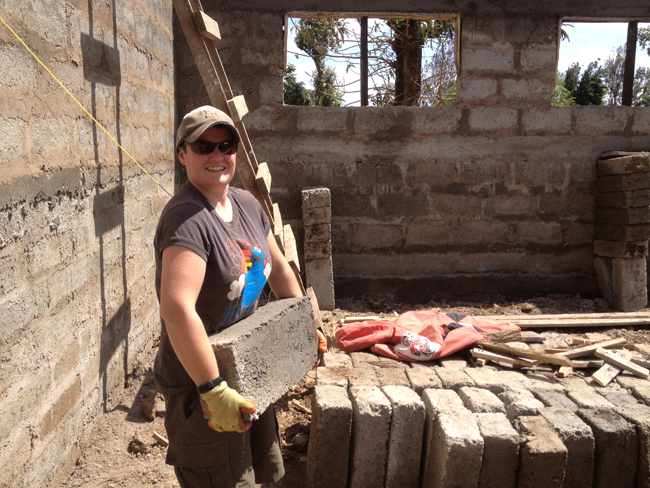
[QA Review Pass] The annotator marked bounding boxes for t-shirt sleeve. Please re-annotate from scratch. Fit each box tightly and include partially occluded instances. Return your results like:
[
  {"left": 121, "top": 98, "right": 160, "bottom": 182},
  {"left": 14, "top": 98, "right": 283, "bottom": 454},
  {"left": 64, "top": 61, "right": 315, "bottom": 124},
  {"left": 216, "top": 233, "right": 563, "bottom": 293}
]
[{"left": 156, "top": 204, "right": 211, "bottom": 261}]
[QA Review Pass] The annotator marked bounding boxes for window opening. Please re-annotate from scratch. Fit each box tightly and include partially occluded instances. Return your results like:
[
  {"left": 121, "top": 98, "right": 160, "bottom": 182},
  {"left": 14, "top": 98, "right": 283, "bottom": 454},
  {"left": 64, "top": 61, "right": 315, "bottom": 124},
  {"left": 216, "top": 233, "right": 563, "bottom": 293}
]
[
  {"left": 283, "top": 15, "right": 458, "bottom": 107},
  {"left": 554, "top": 21, "right": 650, "bottom": 106}
]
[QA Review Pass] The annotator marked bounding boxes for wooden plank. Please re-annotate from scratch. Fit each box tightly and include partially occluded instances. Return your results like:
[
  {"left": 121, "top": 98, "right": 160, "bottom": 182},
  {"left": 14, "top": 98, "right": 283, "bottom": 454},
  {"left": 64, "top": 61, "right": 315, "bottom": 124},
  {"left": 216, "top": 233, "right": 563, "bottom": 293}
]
[
  {"left": 556, "top": 366, "right": 573, "bottom": 378},
  {"left": 483, "top": 312, "right": 650, "bottom": 321},
  {"left": 152, "top": 431, "right": 169, "bottom": 447},
  {"left": 520, "top": 331, "right": 545, "bottom": 343},
  {"left": 558, "top": 338, "right": 628, "bottom": 359},
  {"left": 272, "top": 203, "right": 284, "bottom": 252},
  {"left": 227, "top": 95, "right": 248, "bottom": 122},
  {"left": 475, "top": 358, "right": 487, "bottom": 366},
  {"left": 546, "top": 347, "right": 569, "bottom": 354},
  {"left": 631, "top": 354, "right": 650, "bottom": 369},
  {"left": 305, "top": 287, "right": 323, "bottom": 331},
  {"left": 471, "top": 349, "right": 536, "bottom": 367},
  {"left": 475, "top": 341, "right": 573, "bottom": 367},
  {"left": 591, "top": 363, "right": 622, "bottom": 387},
  {"left": 289, "top": 259, "right": 306, "bottom": 295},
  {"left": 283, "top": 224, "right": 299, "bottom": 272},
  {"left": 486, "top": 330, "right": 522, "bottom": 343},
  {"left": 255, "top": 162, "right": 271, "bottom": 196},
  {"left": 343, "top": 315, "right": 385, "bottom": 323},
  {"left": 193, "top": 10, "right": 221, "bottom": 41},
  {"left": 595, "top": 347, "right": 650, "bottom": 378},
  {"left": 572, "top": 360, "right": 605, "bottom": 369}
]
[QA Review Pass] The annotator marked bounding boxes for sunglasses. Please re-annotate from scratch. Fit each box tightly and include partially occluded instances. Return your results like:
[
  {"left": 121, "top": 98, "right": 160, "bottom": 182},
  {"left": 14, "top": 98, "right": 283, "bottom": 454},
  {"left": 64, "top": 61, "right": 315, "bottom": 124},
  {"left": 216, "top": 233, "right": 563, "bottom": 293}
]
[{"left": 186, "top": 140, "right": 237, "bottom": 155}]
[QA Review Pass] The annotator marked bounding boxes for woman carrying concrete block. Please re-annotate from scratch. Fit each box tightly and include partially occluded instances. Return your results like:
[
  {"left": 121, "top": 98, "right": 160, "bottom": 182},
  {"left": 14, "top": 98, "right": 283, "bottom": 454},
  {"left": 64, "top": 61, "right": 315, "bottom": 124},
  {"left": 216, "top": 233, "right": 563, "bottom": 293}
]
[{"left": 153, "top": 105, "right": 302, "bottom": 487}]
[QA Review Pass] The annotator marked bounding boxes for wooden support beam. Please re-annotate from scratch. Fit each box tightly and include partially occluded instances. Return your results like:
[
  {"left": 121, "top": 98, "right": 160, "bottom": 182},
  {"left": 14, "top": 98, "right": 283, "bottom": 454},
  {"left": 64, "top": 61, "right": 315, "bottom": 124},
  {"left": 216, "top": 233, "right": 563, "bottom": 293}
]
[
  {"left": 193, "top": 10, "right": 221, "bottom": 41},
  {"left": 571, "top": 360, "right": 605, "bottom": 369},
  {"left": 475, "top": 341, "right": 573, "bottom": 367},
  {"left": 227, "top": 95, "right": 248, "bottom": 122},
  {"left": 471, "top": 349, "right": 536, "bottom": 367},
  {"left": 482, "top": 312, "right": 650, "bottom": 329},
  {"left": 558, "top": 338, "right": 628, "bottom": 359},
  {"left": 255, "top": 162, "right": 271, "bottom": 196},
  {"left": 622, "top": 21, "right": 638, "bottom": 106},
  {"left": 272, "top": 203, "right": 284, "bottom": 251},
  {"left": 486, "top": 330, "right": 522, "bottom": 343},
  {"left": 520, "top": 331, "right": 545, "bottom": 343},
  {"left": 595, "top": 347, "right": 649, "bottom": 378},
  {"left": 283, "top": 224, "right": 299, "bottom": 272}
]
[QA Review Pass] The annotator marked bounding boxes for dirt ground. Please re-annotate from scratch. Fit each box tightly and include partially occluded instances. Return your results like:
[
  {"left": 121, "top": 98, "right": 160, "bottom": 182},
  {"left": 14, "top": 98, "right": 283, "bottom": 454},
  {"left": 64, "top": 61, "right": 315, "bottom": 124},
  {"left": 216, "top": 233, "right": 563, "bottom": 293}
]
[{"left": 58, "top": 293, "right": 650, "bottom": 488}]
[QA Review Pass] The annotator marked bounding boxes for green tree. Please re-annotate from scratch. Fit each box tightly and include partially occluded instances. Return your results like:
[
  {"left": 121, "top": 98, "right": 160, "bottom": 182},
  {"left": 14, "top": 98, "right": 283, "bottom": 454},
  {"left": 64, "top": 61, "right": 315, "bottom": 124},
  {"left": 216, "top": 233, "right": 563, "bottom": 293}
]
[
  {"left": 563, "top": 62, "right": 605, "bottom": 106},
  {"left": 552, "top": 71, "right": 575, "bottom": 106},
  {"left": 639, "top": 26, "right": 650, "bottom": 56},
  {"left": 633, "top": 66, "right": 650, "bottom": 106},
  {"left": 602, "top": 45, "right": 625, "bottom": 105},
  {"left": 283, "top": 64, "right": 311, "bottom": 106}
]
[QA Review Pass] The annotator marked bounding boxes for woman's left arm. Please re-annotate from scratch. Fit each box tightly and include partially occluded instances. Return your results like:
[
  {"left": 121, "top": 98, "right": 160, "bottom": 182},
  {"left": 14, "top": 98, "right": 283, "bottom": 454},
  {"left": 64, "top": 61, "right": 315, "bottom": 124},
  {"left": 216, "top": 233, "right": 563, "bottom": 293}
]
[{"left": 266, "top": 230, "right": 302, "bottom": 298}]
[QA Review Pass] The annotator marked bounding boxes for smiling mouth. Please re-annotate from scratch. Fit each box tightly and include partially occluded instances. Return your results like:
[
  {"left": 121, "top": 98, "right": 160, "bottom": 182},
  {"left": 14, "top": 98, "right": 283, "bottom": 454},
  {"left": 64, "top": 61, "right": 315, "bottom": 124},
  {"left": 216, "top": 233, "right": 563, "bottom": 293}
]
[{"left": 206, "top": 166, "right": 226, "bottom": 171}]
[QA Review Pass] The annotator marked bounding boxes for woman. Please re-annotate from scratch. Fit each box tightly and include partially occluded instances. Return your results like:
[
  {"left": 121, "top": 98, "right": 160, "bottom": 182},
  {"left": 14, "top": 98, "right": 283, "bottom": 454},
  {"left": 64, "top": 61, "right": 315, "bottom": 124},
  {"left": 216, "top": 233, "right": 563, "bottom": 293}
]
[{"left": 153, "top": 105, "right": 302, "bottom": 487}]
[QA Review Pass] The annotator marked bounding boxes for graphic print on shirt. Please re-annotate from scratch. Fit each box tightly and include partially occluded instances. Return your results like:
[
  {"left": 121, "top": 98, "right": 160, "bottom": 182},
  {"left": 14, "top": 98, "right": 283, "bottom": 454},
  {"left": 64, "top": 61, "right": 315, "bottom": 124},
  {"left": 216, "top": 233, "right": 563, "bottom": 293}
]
[{"left": 218, "top": 236, "right": 271, "bottom": 329}]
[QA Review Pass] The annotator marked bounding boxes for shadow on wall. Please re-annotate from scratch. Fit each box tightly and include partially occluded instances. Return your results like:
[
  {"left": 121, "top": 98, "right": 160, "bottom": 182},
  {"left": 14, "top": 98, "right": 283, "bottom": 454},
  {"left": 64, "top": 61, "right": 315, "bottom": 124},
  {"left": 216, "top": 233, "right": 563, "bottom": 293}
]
[{"left": 82, "top": 0, "right": 131, "bottom": 413}]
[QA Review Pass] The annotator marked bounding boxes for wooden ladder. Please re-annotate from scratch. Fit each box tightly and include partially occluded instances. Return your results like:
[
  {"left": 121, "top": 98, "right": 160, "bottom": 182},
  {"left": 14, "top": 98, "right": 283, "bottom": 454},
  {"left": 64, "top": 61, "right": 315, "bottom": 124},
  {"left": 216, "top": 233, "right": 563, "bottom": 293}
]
[{"left": 172, "top": 0, "right": 317, "bottom": 307}]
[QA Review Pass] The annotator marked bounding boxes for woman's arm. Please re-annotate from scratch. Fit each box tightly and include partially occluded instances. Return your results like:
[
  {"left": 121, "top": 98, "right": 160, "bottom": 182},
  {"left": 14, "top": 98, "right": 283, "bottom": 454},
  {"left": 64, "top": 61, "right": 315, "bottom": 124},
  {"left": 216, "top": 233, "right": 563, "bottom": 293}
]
[
  {"left": 159, "top": 244, "right": 220, "bottom": 385},
  {"left": 266, "top": 230, "right": 302, "bottom": 299}
]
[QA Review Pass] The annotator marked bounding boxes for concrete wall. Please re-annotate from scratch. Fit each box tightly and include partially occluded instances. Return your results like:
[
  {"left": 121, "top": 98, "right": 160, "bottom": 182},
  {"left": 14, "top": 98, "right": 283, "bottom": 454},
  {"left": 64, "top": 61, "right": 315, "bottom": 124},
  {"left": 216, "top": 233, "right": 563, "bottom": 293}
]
[
  {"left": 0, "top": 0, "right": 174, "bottom": 485},
  {"left": 177, "top": 1, "right": 650, "bottom": 302}
]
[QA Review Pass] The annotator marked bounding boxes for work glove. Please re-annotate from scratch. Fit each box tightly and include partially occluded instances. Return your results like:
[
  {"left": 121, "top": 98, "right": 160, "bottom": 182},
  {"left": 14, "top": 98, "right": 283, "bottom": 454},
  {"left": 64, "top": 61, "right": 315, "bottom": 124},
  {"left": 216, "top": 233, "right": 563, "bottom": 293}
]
[
  {"left": 199, "top": 381, "right": 257, "bottom": 433},
  {"left": 317, "top": 330, "right": 327, "bottom": 354}
]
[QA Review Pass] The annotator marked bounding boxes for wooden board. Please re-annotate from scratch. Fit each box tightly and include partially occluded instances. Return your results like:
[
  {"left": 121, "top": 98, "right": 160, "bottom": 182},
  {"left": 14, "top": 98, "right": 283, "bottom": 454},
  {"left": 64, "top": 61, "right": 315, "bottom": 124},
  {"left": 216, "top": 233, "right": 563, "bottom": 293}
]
[
  {"left": 520, "top": 331, "right": 545, "bottom": 343},
  {"left": 255, "top": 162, "right": 271, "bottom": 196},
  {"left": 556, "top": 366, "right": 573, "bottom": 378},
  {"left": 481, "top": 312, "right": 650, "bottom": 329},
  {"left": 595, "top": 347, "right": 650, "bottom": 378},
  {"left": 591, "top": 363, "right": 622, "bottom": 387},
  {"left": 631, "top": 354, "right": 650, "bottom": 369},
  {"left": 558, "top": 338, "right": 627, "bottom": 359},
  {"left": 272, "top": 203, "right": 284, "bottom": 251},
  {"left": 486, "top": 330, "right": 522, "bottom": 343},
  {"left": 475, "top": 341, "right": 573, "bottom": 367},
  {"left": 283, "top": 224, "right": 299, "bottom": 272},
  {"left": 571, "top": 360, "right": 605, "bottom": 369},
  {"left": 227, "top": 95, "right": 248, "bottom": 122},
  {"left": 193, "top": 10, "right": 221, "bottom": 40},
  {"left": 471, "top": 349, "right": 536, "bottom": 367}
]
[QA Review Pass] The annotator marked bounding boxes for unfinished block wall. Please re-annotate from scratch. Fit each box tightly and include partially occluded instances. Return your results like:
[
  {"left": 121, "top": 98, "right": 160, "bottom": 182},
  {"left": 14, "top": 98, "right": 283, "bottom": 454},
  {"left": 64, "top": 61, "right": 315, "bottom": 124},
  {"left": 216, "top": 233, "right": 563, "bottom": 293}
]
[
  {"left": 0, "top": 0, "right": 175, "bottom": 485},
  {"left": 176, "top": 1, "right": 650, "bottom": 302}
]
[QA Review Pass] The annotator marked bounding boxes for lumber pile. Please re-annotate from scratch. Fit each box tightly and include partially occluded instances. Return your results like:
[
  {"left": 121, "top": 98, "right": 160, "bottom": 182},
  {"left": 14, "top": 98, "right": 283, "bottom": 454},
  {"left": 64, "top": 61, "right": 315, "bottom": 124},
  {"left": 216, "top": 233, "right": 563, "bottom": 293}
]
[
  {"left": 593, "top": 151, "right": 650, "bottom": 311},
  {"left": 471, "top": 332, "right": 650, "bottom": 387}
]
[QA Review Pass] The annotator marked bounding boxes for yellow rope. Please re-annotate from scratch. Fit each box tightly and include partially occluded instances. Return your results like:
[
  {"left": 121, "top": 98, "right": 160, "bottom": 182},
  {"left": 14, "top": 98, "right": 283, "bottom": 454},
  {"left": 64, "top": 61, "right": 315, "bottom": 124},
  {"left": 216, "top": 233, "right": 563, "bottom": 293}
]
[{"left": 0, "top": 14, "right": 173, "bottom": 198}]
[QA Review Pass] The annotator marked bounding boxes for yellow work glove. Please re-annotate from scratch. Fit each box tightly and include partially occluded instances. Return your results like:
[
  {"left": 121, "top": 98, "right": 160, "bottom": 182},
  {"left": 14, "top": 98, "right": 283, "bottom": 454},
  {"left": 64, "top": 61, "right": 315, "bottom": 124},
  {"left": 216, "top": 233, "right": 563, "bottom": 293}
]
[
  {"left": 199, "top": 381, "right": 257, "bottom": 433},
  {"left": 317, "top": 330, "right": 327, "bottom": 354}
]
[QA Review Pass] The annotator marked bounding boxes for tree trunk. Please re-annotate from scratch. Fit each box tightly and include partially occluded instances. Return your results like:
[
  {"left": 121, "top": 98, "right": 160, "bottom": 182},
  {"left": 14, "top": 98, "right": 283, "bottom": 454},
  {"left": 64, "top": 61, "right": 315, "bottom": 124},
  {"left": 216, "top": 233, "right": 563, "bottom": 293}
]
[{"left": 392, "top": 19, "right": 424, "bottom": 106}]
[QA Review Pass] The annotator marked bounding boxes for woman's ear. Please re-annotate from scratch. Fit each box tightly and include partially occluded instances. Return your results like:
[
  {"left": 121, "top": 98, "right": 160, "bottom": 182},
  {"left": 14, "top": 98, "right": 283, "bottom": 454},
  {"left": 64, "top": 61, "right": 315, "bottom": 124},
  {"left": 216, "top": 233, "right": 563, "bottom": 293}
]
[{"left": 178, "top": 146, "right": 186, "bottom": 165}]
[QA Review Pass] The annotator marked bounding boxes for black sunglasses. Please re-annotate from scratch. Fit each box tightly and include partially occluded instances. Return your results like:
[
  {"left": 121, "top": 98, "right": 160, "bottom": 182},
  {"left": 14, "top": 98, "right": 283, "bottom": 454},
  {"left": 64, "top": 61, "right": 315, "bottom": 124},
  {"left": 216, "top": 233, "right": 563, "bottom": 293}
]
[{"left": 186, "top": 140, "right": 237, "bottom": 155}]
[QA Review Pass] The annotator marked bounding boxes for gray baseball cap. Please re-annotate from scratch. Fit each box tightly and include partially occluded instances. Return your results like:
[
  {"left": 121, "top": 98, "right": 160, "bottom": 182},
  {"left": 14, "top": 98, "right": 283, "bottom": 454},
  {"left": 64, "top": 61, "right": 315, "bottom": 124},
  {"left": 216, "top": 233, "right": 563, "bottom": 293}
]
[{"left": 176, "top": 105, "right": 240, "bottom": 150}]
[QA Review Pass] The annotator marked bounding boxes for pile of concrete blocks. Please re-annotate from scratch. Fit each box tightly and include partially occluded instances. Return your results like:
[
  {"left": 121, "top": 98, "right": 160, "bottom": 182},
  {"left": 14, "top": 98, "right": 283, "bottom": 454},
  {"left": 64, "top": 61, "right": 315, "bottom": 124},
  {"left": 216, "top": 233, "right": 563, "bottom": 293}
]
[
  {"left": 307, "top": 342, "right": 650, "bottom": 488},
  {"left": 593, "top": 152, "right": 650, "bottom": 311},
  {"left": 302, "top": 187, "right": 335, "bottom": 310}
]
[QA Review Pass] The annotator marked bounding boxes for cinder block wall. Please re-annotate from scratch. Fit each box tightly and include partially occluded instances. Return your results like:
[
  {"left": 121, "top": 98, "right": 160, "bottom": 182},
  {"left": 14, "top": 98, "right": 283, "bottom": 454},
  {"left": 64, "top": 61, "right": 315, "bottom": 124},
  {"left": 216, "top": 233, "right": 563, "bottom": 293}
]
[
  {"left": 176, "top": 1, "right": 649, "bottom": 302},
  {"left": 0, "top": 0, "right": 174, "bottom": 485}
]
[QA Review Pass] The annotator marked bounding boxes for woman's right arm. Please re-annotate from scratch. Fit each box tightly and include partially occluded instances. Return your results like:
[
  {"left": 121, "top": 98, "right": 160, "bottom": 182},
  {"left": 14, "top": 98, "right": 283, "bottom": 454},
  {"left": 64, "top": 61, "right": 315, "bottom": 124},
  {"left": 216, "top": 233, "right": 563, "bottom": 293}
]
[{"left": 159, "top": 244, "right": 220, "bottom": 386}]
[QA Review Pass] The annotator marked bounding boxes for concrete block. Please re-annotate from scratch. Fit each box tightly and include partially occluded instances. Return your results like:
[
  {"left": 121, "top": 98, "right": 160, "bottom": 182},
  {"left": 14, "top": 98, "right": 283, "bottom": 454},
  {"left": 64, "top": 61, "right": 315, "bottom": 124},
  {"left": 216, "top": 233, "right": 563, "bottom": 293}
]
[
  {"left": 439, "top": 353, "right": 468, "bottom": 369},
  {"left": 566, "top": 388, "right": 614, "bottom": 410},
  {"left": 598, "top": 390, "right": 640, "bottom": 407},
  {"left": 316, "top": 366, "right": 349, "bottom": 388},
  {"left": 421, "top": 389, "right": 484, "bottom": 488},
  {"left": 464, "top": 367, "right": 509, "bottom": 394},
  {"left": 304, "top": 241, "right": 331, "bottom": 260},
  {"left": 462, "top": 48, "right": 514, "bottom": 71},
  {"left": 596, "top": 206, "right": 650, "bottom": 225},
  {"left": 576, "top": 408, "right": 638, "bottom": 488},
  {"left": 468, "top": 107, "right": 518, "bottom": 131},
  {"left": 532, "top": 390, "right": 579, "bottom": 412},
  {"left": 410, "top": 106, "right": 462, "bottom": 134},
  {"left": 321, "top": 352, "right": 352, "bottom": 368},
  {"left": 407, "top": 363, "right": 443, "bottom": 394},
  {"left": 458, "top": 79, "right": 497, "bottom": 100},
  {"left": 596, "top": 189, "right": 650, "bottom": 208},
  {"left": 613, "top": 257, "right": 648, "bottom": 312},
  {"left": 302, "top": 187, "right": 332, "bottom": 209},
  {"left": 350, "top": 351, "right": 383, "bottom": 368},
  {"left": 502, "top": 79, "right": 550, "bottom": 100},
  {"left": 349, "top": 386, "right": 392, "bottom": 488},
  {"left": 575, "top": 107, "right": 629, "bottom": 135},
  {"left": 306, "top": 385, "right": 352, "bottom": 488},
  {"left": 348, "top": 367, "right": 380, "bottom": 388},
  {"left": 595, "top": 223, "right": 650, "bottom": 241},
  {"left": 302, "top": 206, "right": 331, "bottom": 225},
  {"left": 521, "top": 48, "right": 557, "bottom": 71},
  {"left": 209, "top": 297, "right": 318, "bottom": 414},
  {"left": 435, "top": 367, "right": 475, "bottom": 391},
  {"left": 598, "top": 172, "right": 650, "bottom": 192},
  {"left": 593, "top": 256, "right": 615, "bottom": 306},
  {"left": 598, "top": 154, "right": 650, "bottom": 176},
  {"left": 297, "top": 107, "right": 349, "bottom": 132},
  {"left": 304, "top": 223, "right": 331, "bottom": 243},
  {"left": 522, "top": 108, "right": 572, "bottom": 134},
  {"left": 541, "top": 408, "right": 595, "bottom": 488},
  {"left": 631, "top": 385, "right": 650, "bottom": 405},
  {"left": 617, "top": 374, "right": 650, "bottom": 390},
  {"left": 376, "top": 367, "right": 411, "bottom": 388},
  {"left": 615, "top": 404, "right": 650, "bottom": 488},
  {"left": 593, "top": 240, "right": 649, "bottom": 259},
  {"left": 458, "top": 386, "right": 506, "bottom": 414},
  {"left": 516, "top": 416, "right": 568, "bottom": 488},
  {"left": 498, "top": 388, "right": 544, "bottom": 420},
  {"left": 305, "top": 257, "right": 335, "bottom": 311},
  {"left": 524, "top": 373, "right": 566, "bottom": 393},
  {"left": 382, "top": 386, "right": 426, "bottom": 488},
  {"left": 475, "top": 412, "right": 519, "bottom": 488}
]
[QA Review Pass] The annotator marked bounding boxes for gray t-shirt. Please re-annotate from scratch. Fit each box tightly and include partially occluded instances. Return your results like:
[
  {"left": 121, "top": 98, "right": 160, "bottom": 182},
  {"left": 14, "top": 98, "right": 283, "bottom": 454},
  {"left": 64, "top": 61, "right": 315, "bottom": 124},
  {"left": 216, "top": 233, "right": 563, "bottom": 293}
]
[{"left": 153, "top": 183, "right": 272, "bottom": 392}]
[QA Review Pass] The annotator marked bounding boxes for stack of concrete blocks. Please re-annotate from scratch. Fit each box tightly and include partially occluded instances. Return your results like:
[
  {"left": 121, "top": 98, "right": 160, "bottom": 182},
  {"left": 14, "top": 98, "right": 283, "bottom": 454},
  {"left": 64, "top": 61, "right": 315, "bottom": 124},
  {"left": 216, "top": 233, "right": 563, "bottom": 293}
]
[
  {"left": 593, "top": 152, "right": 650, "bottom": 311},
  {"left": 307, "top": 347, "right": 650, "bottom": 488},
  {"left": 302, "top": 187, "right": 335, "bottom": 310}
]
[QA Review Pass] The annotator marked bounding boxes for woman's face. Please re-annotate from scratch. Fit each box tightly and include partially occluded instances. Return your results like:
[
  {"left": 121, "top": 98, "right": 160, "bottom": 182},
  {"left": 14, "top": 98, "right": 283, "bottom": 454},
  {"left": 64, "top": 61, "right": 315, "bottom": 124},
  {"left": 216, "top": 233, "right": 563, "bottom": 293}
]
[{"left": 178, "top": 127, "right": 237, "bottom": 196}]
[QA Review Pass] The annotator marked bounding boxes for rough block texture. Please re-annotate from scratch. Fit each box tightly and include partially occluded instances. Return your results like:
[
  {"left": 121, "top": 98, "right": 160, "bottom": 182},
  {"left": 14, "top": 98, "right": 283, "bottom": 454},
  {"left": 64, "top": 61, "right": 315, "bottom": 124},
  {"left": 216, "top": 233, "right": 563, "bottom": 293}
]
[
  {"left": 408, "top": 363, "right": 443, "bottom": 393},
  {"left": 532, "top": 390, "right": 579, "bottom": 412},
  {"left": 594, "top": 256, "right": 615, "bottom": 306},
  {"left": 307, "top": 385, "right": 352, "bottom": 488},
  {"left": 597, "top": 189, "right": 650, "bottom": 208},
  {"left": 321, "top": 351, "right": 353, "bottom": 368},
  {"left": 613, "top": 257, "right": 648, "bottom": 312},
  {"left": 541, "top": 408, "right": 595, "bottom": 488},
  {"left": 475, "top": 412, "right": 519, "bottom": 488},
  {"left": 577, "top": 408, "right": 639, "bottom": 488},
  {"left": 435, "top": 367, "right": 475, "bottom": 391},
  {"left": 597, "top": 172, "right": 650, "bottom": 193},
  {"left": 349, "top": 386, "right": 392, "bottom": 488},
  {"left": 458, "top": 386, "right": 506, "bottom": 413},
  {"left": 305, "top": 257, "right": 335, "bottom": 310},
  {"left": 597, "top": 154, "right": 650, "bottom": 176},
  {"left": 210, "top": 297, "right": 318, "bottom": 414},
  {"left": 316, "top": 366, "right": 350, "bottom": 388},
  {"left": 517, "top": 416, "right": 568, "bottom": 488},
  {"left": 421, "top": 389, "right": 484, "bottom": 488},
  {"left": 593, "top": 240, "right": 649, "bottom": 259},
  {"left": 615, "top": 404, "right": 650, "bottom": 488},
  {"left": 382, "top": 386, "right": 426, "bottom": 488},
  {"left": 567, "top": 387, "right": 615, "bottom": 410},
  {"left": 498, "top": 388, "right": 545, "bottom": 420}
]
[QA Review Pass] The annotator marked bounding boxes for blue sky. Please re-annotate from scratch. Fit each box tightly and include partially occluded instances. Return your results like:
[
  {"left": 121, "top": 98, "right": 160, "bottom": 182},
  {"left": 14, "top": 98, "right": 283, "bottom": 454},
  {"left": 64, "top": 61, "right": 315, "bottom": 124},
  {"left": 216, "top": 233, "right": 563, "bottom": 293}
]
[{"left": 286, "top": 20, "right": 650, "bottom": 105}]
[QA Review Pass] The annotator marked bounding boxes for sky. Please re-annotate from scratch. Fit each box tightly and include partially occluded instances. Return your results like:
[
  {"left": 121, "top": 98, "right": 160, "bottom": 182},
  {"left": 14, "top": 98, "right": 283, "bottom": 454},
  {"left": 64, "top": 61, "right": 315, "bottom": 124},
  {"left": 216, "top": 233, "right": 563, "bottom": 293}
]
[{"left": 285, "top": 20, "right": 650, "bottom": 106}]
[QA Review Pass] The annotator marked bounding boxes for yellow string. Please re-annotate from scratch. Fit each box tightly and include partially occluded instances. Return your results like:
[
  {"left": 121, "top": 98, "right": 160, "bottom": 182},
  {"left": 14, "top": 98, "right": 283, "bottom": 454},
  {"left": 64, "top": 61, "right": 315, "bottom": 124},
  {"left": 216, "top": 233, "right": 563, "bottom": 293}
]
[{"left": 0, "top": 14, "right": 173, "bottom": 198}]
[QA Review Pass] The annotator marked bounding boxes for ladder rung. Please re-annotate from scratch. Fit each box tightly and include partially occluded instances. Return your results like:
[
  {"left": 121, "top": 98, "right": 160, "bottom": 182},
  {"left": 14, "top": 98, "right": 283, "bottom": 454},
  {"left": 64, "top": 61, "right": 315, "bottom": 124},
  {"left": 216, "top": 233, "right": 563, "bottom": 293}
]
[
  {"left": 193, "top": 11, "right": 221, "bottom": 41},
  {"left": 255, "top": 162, "right": 271, "bottom": 196},
  {"left": 227, "top": 95, "right": 248, "bottom": 122}
]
